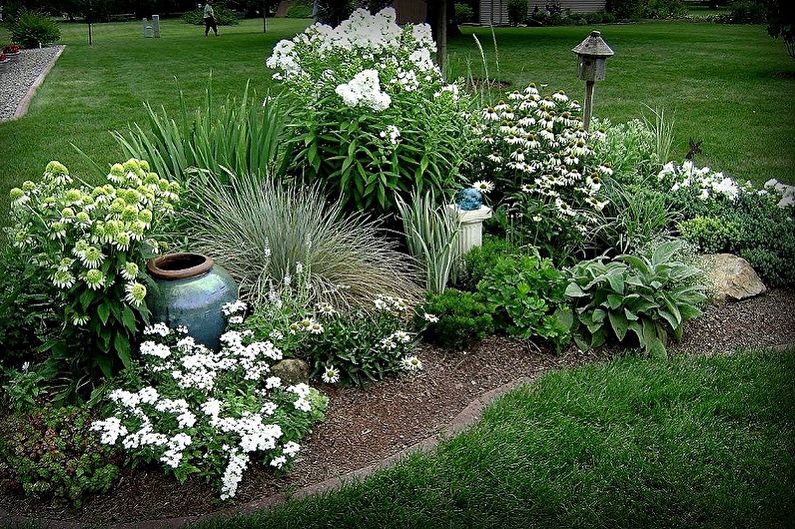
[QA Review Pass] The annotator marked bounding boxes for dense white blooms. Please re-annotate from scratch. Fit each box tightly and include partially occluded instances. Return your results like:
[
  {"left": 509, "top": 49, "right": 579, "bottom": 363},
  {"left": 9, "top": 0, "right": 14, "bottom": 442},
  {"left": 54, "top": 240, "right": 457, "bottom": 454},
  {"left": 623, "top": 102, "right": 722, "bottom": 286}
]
[
  {"left": 659, "top": 161, "right": 746, "bottom": 202},
  {"left": 335, "top": 69, "right": 392, "bottom": 111}
]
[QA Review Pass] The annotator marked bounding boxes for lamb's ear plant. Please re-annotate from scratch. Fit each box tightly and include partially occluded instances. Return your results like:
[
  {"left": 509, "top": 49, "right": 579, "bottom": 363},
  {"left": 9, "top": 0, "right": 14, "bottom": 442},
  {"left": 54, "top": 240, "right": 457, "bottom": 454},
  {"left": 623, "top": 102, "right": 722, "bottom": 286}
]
[
  {"left": 565, "top": 240, "right": 706, "bottom": 358},
  {"left": 396, "top": 192, "right": 460, "bottom": 294}
]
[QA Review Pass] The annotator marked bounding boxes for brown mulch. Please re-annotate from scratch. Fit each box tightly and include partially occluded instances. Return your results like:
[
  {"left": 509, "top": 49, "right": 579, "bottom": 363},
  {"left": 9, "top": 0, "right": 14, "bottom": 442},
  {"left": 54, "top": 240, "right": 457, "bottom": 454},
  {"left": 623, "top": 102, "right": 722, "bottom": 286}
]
[{"left": 1, "top": 288, "right": 794, "bottom": 527}]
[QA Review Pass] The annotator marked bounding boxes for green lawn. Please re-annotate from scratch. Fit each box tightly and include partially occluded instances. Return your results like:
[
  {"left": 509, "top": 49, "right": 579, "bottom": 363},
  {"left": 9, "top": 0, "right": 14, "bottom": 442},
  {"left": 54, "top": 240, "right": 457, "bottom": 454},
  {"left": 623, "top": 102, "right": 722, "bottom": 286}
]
[
  {"left": 0, "top": 18, "right": 793, "bottom": 220},
  {"left": 201, "top": 349, "right": 795, "bottom": 529}
]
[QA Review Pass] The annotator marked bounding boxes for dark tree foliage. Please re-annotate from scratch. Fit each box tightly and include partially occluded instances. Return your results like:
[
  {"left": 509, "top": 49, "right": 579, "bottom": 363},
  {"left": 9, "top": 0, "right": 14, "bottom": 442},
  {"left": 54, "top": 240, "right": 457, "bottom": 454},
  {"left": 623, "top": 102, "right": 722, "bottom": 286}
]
[{"left": 765, "top": 0, "right": 795, "bottom": 59}]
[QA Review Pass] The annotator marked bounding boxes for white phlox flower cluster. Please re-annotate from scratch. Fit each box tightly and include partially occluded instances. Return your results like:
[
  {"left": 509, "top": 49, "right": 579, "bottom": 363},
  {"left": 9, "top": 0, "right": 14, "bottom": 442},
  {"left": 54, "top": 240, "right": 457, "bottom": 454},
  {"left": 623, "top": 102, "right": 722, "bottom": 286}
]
[
  {"left": 658, "top": 161, "right": 744, "bottom": 202},
  {"left": 335, "top": 69, "right": 392, "bottom": 111},
  {"left": 764, "top": 178, "right": 795, "bottom": 208},
  {"left": 92, "top": 316, "right": 319, "bottom": 499}
]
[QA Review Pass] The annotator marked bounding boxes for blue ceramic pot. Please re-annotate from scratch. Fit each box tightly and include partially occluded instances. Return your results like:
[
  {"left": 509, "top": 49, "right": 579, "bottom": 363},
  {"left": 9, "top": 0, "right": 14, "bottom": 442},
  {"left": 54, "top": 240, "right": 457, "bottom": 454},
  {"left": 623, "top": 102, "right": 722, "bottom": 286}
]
[{"left": 146, "top": 253, "right": 237, "bottom": 350}]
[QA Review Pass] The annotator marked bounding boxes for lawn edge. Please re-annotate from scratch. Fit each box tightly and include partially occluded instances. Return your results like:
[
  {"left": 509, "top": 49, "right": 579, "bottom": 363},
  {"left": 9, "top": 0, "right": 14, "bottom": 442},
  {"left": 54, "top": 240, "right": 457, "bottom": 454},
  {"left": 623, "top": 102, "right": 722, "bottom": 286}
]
[{"left": 3, "top": 343, "right": 794, "bottom": 529}]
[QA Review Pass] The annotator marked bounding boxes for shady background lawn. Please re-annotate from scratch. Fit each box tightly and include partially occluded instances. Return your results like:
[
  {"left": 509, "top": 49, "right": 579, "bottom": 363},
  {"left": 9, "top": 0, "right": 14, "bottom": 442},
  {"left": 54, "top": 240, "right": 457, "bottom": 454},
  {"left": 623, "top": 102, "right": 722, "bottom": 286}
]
[
  {"left": 201, "top": 348, "right": 795, "bottom": 529},
  {"left": 0, "top": 17, "right": 794, "bottom": 221}
]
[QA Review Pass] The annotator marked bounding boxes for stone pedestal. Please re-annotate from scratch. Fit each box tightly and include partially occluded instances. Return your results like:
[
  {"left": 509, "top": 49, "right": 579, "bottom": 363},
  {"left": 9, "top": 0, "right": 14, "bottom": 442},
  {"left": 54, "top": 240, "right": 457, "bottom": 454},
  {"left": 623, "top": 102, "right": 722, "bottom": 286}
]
[
  {"left": 447, "top": 205, "right": 492, "bottom": 255},
  {"left": 152, "top": 15, "right": 161, "bottom": 38}
]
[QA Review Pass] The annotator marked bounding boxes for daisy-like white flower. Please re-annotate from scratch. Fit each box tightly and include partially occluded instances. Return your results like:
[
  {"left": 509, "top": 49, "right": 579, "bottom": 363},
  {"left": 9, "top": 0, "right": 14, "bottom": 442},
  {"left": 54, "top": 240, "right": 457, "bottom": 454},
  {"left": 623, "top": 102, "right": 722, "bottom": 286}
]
[
  {"left": 80, "top": 246, "right": 105, "bottom": 269},
  {"left": 125, "top": 282, "right": 147, "bottom": 307},
  {"left": 321, "top": 365, "right": 341, "bottom": 384},
  {"left": 49, "top": 222, "right": 67, "bottom": 240},
  {"left": 51, "top": 269, "right": 75, "bottom": 289},
  {"left": 113, "top": 231, "right": 131, "bottom": 252},
  {"left": 472, "top": 180, "right": 494, "bottom": 194},
  {"left": 229, "top": 315, "right": 244, "bottom": 325},
  {"left": 315, "top": 302, "right": 337, "bottom": 317},
  {"left": 121, "top": 262, "right": 139, "bottom": 281},
  {"left": 423, "top": 312, "right": 439, "bottom": 323},
  {"left": 482, "top": 107, "right": 499, "bottom": 121},
  {"left": 84, "top": 269, "right": 106, "bottom": 290},
  {"left": 400, "top": 355, "right": 423, "bottom": 372}
]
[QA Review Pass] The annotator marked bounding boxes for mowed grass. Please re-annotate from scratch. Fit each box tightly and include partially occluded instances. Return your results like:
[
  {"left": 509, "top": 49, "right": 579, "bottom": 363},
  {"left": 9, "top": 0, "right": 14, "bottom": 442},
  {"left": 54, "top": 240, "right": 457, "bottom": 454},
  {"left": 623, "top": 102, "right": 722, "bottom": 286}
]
[
  {"left": 201, "top": 349, "right": 795, "bottom": 529},
  {"left": 0, "top": 19, "right": 793, "bottom": 220}
]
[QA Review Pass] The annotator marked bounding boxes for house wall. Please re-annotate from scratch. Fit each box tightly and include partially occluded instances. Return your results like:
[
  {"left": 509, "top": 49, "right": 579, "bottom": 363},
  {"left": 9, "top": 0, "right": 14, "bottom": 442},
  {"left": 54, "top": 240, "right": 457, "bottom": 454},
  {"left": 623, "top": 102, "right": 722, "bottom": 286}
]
[{"left": 480, "top": 0, "right": 605, "bottom": 25}]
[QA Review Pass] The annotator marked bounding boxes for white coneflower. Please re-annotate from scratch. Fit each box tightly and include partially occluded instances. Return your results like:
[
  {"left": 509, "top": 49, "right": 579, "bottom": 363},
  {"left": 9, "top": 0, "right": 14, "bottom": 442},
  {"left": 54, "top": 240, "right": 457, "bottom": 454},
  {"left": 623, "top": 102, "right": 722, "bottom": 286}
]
[
  {"left": 472, "top": 180, "right": 494, "bottom": 194},
  {"left": 380, "top": 336, "right": 397, "bottom": 350},
  {"left": 124, "top": 282, "right": 147, "bottom": 307},
  {"left": 486, "top": 154, "right": 503, "bottom": 164},
  {"left": 482, "top": 107, "right": 499, "bottom": 121},
  {"left": 552, "top": 90, "right": 569, "bottom": 102},
  {"left": 321, "top": 365, "right": 341, "bottom": 384},
  {"left": 84, "top": 269, "right": 106, "bottom": 290},
  {"left": 113, "top": 231, "right": 131, "bottom": 252},
  {"left": 400, "top": 355, "right": 423, "bottom": 372},
  {"left": 121, "top": 262, "right": 139, "bottom": 281},
  {"left": 80, "top": 246, "right": 105, "bottom": 269},
  {"left": 510, "top": 149, "right": 525, "bottom": 162},
  {"left": 315, "top": 302, "right": 337, "bottom": 317},
  {"left": 49, "top": 222, "right": 67, "bottom": 240},
  {"left": 72, "top": 313, "right": 90, "bottom": 326}
]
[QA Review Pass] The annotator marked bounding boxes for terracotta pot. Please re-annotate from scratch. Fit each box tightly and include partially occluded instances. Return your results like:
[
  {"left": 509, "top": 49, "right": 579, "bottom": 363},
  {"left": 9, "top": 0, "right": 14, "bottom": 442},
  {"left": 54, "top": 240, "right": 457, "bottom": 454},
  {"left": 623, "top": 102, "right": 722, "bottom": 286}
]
[{"left": 146, "top": 253, "right": 238, "bottom": 350}]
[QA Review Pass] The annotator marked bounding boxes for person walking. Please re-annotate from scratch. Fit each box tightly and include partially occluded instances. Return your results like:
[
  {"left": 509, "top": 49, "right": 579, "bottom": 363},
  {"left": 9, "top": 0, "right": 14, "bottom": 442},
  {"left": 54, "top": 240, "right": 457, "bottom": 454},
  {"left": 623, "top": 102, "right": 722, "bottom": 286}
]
[{"left": 202, "top": 0, "right": 218, "bottom": 37}]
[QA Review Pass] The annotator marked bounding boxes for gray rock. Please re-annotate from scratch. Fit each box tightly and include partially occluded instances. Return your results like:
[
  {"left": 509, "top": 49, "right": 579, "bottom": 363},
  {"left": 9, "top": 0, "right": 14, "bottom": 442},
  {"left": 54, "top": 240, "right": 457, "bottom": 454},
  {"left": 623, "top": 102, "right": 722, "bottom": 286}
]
[
  {"left": 700, "top": 253, "right": 767, "bottom": 302},
  {"left": 270, "top": 359, "right": 310, "bottom": 385}
]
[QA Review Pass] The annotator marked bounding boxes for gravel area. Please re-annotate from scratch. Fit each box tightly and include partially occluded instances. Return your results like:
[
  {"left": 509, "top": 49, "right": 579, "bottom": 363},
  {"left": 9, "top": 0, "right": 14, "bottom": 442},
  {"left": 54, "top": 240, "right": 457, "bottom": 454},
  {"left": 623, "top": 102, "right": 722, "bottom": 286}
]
[
  {"left": 0, "top": 46, "right": 64, "bottom": 121},
  {"left": 1, "top": 288, "right": 793, "bottom": 527}
]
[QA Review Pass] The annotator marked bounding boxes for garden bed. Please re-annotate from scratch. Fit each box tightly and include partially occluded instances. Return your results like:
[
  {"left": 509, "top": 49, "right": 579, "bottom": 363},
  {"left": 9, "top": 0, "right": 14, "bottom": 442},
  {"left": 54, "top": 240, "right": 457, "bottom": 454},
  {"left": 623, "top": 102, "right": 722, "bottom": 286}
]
[
  {"left": 0, "top": 45, "right": 64, "bottom": 121},
  {"left": 2, "top": 288, "right": 794, "bottom": 528}
]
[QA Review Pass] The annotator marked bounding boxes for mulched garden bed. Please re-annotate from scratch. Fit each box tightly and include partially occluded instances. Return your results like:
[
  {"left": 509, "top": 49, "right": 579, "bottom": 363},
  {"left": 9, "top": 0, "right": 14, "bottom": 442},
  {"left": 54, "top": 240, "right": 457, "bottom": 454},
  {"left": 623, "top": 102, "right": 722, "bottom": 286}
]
[
  {"left": 2, "top": 288, "right": 794, "bottom": 527},
  {"left": 0, "top": 46, "right": 64, "bottom": 121}
]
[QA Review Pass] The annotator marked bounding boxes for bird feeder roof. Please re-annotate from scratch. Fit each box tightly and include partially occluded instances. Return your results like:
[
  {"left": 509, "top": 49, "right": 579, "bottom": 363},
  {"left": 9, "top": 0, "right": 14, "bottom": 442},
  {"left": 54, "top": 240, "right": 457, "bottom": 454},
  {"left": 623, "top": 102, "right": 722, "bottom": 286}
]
[{"left": 572, "top": 31, "right": 614, "bottom": 58}]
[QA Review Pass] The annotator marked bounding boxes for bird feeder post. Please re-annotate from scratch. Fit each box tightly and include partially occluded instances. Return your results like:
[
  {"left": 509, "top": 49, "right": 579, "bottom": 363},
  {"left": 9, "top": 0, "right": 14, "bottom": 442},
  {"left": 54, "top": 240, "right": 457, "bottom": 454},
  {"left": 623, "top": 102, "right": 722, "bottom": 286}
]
[{"left": 572, "top": 30, "right": 614, "bottom": 131}]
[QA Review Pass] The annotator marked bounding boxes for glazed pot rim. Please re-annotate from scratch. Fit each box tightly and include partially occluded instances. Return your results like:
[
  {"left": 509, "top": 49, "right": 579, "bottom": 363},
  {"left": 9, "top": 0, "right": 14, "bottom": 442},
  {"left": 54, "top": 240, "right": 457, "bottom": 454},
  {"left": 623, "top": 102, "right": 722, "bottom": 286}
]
[{"left": 147, "top": 253, "right": 214, "bottom": 280}]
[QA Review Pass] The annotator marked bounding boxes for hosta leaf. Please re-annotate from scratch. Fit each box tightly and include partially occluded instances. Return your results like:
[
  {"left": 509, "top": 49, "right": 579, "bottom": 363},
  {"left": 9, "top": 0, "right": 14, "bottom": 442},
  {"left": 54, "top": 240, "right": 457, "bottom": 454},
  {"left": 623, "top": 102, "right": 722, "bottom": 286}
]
[
  {"left": 607, "top": 293, "right": 623, "bottom": 309},
  {"left": 608, "top": 310, "right": 629, "bottom": 341},
  {"left": 606, "top": 272, "right": 625, "bottom": 295}
]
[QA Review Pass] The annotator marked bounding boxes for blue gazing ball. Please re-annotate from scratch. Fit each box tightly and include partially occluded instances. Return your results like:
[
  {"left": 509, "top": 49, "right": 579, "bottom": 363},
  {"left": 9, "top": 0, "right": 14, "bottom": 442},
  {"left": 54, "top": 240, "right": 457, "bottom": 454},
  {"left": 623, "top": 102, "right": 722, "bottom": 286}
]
[{"left": 456, "top": 188, "right": 483, "bottom": 211}]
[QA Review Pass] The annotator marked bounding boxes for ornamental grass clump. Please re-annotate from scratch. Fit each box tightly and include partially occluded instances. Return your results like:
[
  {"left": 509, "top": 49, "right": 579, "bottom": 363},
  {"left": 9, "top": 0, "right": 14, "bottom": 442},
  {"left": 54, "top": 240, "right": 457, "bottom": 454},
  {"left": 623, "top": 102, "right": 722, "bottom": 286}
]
[
  {"left": 91, "top": 302, "right": 327, "bottom": 500},
  {"left": 7, "top": 159, "right": 179, "bottom": 375},
  {"left": 266, "top": 7, "right": 476, "bottom": 215},
  {"left": 475, "top": 83, "right": 613, "bottom": 261},
  {"left": 187, "top": 173, "right": 421, "bottom": 309}
]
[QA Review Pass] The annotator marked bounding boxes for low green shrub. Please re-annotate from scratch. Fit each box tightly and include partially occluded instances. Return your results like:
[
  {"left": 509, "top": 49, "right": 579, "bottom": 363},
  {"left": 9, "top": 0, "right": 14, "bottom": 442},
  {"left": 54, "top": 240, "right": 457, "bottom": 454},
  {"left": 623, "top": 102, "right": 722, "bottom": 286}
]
[
  {"left": 477, "top": 254, "right": 570, "bottom": 350},
  {"left": 8, "top": 9, "right": 60, "bottom": 48},
  {"left": 455, "top": 3, "right": 475, "bottom": 22},
  {"left": 0, "top": 405, "right": 120, "bottom": 506},
  {"left": 286, "top": 0, "right": 313, "bottom": 18},
  {"left": 566, "top": 241, "right": 706, "bottom": 358},
  {"left": 458, "top": 237, "right": 520, "bottom": 291},
  {"left": 419, "top": 289, "right": 495, "bottom": 350}
]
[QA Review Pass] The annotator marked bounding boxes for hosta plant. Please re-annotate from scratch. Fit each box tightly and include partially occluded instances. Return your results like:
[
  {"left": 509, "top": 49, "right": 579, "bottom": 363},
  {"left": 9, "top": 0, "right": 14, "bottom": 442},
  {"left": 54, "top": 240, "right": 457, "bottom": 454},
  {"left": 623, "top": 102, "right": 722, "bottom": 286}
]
[
  {"left": 91, "top": 301, "right": 327, "bottom": 500},
  {"left": 565, "top": 241, "right": 707, "bottom": 358},
  {"left": 7, "top": 160, "right": 179, "bottom": 376},
  {"left": 266, "top": 7, "right": 475, "bottom": 215}
]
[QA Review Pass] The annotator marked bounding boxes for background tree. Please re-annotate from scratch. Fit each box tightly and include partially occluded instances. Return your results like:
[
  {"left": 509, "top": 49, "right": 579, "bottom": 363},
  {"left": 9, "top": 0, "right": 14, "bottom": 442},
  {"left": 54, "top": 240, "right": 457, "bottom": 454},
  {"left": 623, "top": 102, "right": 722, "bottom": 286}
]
[{"left": 765, "top": 0, "right": 794, "bottom": 59}]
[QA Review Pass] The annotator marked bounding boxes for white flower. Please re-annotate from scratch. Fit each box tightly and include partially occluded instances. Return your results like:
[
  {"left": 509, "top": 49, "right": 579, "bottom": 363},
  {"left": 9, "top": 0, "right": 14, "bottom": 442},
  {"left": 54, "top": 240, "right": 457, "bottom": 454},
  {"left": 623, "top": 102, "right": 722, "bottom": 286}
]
[
  {"left": 400, "top": 355, "right": 423, "bottom": 372},
  {"left": 144, "top": 323, "right": 171, "bottom": 337},
  {"left": 335, "top": 69, "right": 392, "bottom": 112},
  {"left": 321, "top": 365, "right": 340, "bottom": 384},
  {"left": 283, "top": 441, "right": 301, "bottom": 457},
  {"left": 423, "top": 312, "right": 439, "bottom": 323},
  {"left": 472, "top": 181, "right": 494, "bottom": 194},
  {"left": 270, "top": 455, "right": 287, "bottom": 469}
]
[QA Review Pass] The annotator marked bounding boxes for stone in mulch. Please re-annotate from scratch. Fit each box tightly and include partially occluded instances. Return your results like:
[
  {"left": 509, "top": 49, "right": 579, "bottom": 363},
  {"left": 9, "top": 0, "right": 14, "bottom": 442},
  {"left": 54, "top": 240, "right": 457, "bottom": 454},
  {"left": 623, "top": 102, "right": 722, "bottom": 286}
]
[
  {"left": 1, "top": 288, "right": 793, "bottom": 528},
  {"left": 699, "top": 253, "right": 767, "bottom": 302},
  {"left": 0, "top": 46, "right": 64, "bottom": 121}
]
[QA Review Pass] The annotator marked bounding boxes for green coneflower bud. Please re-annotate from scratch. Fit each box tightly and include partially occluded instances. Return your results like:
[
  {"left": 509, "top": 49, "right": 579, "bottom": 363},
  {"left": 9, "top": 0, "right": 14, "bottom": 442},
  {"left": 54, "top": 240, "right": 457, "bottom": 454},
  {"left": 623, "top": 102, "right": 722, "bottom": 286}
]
[
  {"left": 61, "top": 207, "right": 75, "bottom": 219},
  {"left": 110, "top": 163, "right": 125, "bottom": 177},
  {"left": 114, "top": 231, "right": 131, "bottom": 251},
  {"left": 122, "top": 159, "right": 140, "bottom": 173},
  {"left": 45, "top": 161, "right": 69, "bottom": 175},
  {"left": 84, "top": 269, "right": 105, "bottom": 290},
  {"left": 80, "top": 246, "right": 104, "bottom": 268},
  {"left": 138, "top": 160, "right": 150, "bottom": 172},
  {"left": 22, "top": 180, "right": 36, "bottom": 192},
  {"left": 158, "top": 179, "right": 170, "bottom": 192},
  {"left": 51, "top": 269, "right": 76, "bottom": 289},
  {"left": 138, "top": 209, "right": 153, "bottom": 225},
  {"left": 124, "top": 282, "right": 147, "bottom": 307},
  {"left": 76, "top": 211, "right": 91, "bottom": 224},
  {"left": 121, "top": 262, "right": 139, "bottom": 281},
  {"left": 143, "top": 173, "right": 159, "bottom": 185},
  {"left": 9, "top": 188, "right": 24, "bottom": 200},
  {"left": 122, "top": 205, "right": 139, "bottom": 222}
]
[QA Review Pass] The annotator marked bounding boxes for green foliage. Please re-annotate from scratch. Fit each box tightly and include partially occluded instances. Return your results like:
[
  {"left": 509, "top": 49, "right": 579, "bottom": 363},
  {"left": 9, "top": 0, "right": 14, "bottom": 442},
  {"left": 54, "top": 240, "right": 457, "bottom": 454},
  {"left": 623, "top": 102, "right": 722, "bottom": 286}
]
[
  {"left": 419, "top": 289, "right": 495, "bottom": 351},
  {"left": 297, "top": 307, "right": 418, "bottom": 387},
  {"left": 0, "top": 405, "right": 120, "bottom": 506},
  {"left": 765, "top": 0, "right": 794, "bottom": 59},
  {"left": 477, "top": 254, "right": 570, "bottom": 350},
  {"left": 185, "top": 174, "right": 421, "bottom": 308},
  {"left": 113, "top": 83, "right": 289, "bottom": 190},
  {"left": 182, "top": 2, "right": 241, "bottom": 25},
  {"left": 566, "top": 241, "right": 707, "bottom": 358},
  {"left": 454, "top": 3, "right": 475, "bottom": 22},
  {"left": 716, "top": 0, "right": 767, "bottom": 24},
  {"left": 591, "top": 177, "right": 673, "bottom": 255},
  {"left": 0, "top": 245, "right": 56, "bottom": 367},
  {"left": 7, "top": 159, "right": 178, "bottom": 379},
  {"left": 396, "top": 192, "right": 460, "bottom": 294},
  {"left": 507, "top": 0, "right": 527, "bottom": 24},
  {"left": 606, "top": 0, "right": 686, "bottom": 19},
  {"left": 591, "top": 118, "right": 658, "bottom": 184},
  {"left": 286, "top": 0, "right": 313, "bottom": 18},
  {"left": 8, "top": 9, "right": 61, "bottom": 48},
  {"left": 457, "top": 236, "right": 520, "bottom": 291}
]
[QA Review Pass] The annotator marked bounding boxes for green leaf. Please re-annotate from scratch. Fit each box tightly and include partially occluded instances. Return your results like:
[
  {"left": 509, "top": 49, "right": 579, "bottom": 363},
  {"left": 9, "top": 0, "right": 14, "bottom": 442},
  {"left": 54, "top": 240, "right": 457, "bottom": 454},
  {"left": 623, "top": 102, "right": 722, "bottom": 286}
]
[
  {"left": 606, "top": 271, "right": 624, "bottom": 295},
  {"left": 565, "top": 282, "right": 587, "bottom": 298},
  {"left": 98, "top": 302, "right": 110, "bottom": 326},
  {"left": 115, "top": 334, "right": 131, "bottom": 368},
  {"left": 608, "top": 310, "right": 629, "bottom": 341},
  {"left": 96, "top": 356, "right": 112, "bottom": 378},
  {"left": 121, "top": 306, "right": 138, "bottom": 333},
  {"left": 607, "top": 293, "right": 623, "bottom": 309}
]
